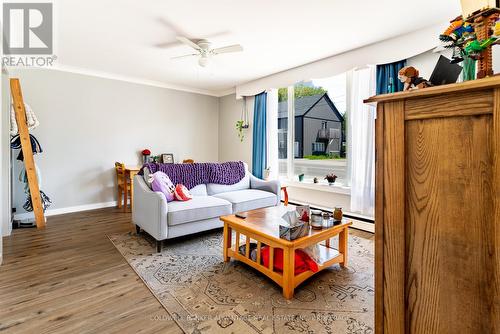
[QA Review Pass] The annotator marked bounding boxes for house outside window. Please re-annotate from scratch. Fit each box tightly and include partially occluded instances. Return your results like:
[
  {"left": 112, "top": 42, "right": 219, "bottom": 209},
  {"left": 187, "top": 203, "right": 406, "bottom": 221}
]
[{"left": 277, "top": 73, "right": 349, "bottom": 186}]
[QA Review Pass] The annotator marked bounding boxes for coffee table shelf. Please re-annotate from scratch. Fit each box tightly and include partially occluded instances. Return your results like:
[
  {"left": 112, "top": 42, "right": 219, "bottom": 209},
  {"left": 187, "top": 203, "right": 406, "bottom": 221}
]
[{"left": 294, "top": 244, "right": 343, "bottom": 287}]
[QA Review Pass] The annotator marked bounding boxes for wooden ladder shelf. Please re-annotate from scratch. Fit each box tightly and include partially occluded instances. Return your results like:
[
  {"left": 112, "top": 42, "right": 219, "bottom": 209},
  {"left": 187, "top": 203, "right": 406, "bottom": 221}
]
[{"left": 10, "top": 78, "right": 45, "bottom": 228}]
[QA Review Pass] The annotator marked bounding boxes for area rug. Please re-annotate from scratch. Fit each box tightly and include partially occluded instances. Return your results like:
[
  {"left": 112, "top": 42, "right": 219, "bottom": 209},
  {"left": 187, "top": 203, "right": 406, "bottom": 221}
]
[{"left": 108, "top": 229, "right": 374, "bottom": 333}]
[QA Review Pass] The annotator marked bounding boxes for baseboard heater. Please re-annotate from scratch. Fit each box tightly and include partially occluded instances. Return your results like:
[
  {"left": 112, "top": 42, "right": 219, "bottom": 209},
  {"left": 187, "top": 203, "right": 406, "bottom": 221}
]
[{"left": 284, "top": 200, "right": 374, "bottom": 233}]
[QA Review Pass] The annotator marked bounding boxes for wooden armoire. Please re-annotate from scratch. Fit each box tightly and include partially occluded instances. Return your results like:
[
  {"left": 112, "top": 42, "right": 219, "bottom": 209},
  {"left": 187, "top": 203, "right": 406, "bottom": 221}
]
[{"left": 365, "top": 77, "right": 499, "bottom": 333}]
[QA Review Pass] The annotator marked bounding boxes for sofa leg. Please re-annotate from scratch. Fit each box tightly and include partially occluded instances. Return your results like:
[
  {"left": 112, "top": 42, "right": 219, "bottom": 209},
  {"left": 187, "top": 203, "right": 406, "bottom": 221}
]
[
  {"left": 156, "top": 240, "right": 162, "bottom": 253},
  {"left": 135, "top": 225, "right": 141, "bottom": 234}
]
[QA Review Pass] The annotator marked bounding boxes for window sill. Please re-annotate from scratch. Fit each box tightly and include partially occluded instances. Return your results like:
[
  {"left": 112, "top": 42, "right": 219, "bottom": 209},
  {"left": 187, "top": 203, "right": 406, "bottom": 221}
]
[{"left": 281, "top": 180, "right": 351, "bottom": 195}]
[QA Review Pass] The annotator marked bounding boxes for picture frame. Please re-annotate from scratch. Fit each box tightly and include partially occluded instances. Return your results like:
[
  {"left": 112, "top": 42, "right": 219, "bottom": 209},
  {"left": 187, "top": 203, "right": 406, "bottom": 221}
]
[{"left": 161, "top": 153, "right": 174, "bottom": 164}]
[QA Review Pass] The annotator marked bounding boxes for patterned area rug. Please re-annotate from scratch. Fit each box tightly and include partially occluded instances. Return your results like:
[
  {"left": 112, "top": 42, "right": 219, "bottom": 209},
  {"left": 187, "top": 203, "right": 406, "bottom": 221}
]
[{"left": 108, "top": 228, "right": 374, "bottom": 333}]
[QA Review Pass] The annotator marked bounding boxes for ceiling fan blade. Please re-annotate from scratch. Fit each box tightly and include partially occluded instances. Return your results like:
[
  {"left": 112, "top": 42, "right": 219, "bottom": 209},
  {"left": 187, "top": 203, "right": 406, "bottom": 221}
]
[
  {"left": 155, "top": 41, "right": 179, "bottom": 49},
  {"left": 176, "top": 36, "right": 201, "bottom": 51},
  {"left": 212, "top": 44, "right": 243, "bottom": 54},
  {"left": 154, "top": 17, "right": 233, "bottom": 50},
  {"left": 171, "top": 53, "right": 199, "bottom": 60}
]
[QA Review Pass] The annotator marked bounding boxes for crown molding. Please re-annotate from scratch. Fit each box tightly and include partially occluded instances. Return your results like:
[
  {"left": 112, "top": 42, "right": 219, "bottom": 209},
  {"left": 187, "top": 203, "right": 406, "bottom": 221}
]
[
  {"left": 13, "top": 64, "right": 234, "bottom": 97},
  {"left": 217, "top": 87, "right": 236, "bottom": 97}
]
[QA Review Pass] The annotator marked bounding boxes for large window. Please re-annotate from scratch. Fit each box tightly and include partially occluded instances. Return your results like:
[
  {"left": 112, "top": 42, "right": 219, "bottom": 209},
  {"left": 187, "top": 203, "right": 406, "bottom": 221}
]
[{"left": 277, "top": 73, "right": 349, "bottom": 187}]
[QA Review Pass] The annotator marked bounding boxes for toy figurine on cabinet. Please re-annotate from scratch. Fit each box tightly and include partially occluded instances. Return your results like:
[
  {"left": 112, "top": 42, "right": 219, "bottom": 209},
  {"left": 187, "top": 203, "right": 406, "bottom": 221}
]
[{"left": 397, "top": 66, "right": 433, "bottom": 91}]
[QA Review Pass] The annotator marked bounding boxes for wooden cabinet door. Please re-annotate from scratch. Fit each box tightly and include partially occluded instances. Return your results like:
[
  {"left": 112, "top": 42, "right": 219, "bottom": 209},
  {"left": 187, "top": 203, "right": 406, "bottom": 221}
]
[{"left": 374, "top": 87, "right": 500, "bottom": 334}]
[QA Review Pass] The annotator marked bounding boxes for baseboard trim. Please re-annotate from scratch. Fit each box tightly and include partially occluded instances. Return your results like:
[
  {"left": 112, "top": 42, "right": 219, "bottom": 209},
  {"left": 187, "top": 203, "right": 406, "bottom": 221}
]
[
  {"left": 13, "top": 201, "right": 118, "bottom": 221},
  {"left": 348, "top": 219, "right": 375, "bottom": 233}
]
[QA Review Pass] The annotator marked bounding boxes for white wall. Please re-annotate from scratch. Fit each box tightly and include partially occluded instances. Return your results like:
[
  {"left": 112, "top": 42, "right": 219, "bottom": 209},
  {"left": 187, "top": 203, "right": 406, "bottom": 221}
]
[
  {"left": 218, "top": 94, "right": 254, "bottom": 169},
  {"left": 0, "top": 70, "right": 2, "bottom": 262},
  {"left": 9, "top": 68, "right": 219, "bottom": 219},
  {"left": 1, "top": 68, "right": 10, "bottom": 260}
]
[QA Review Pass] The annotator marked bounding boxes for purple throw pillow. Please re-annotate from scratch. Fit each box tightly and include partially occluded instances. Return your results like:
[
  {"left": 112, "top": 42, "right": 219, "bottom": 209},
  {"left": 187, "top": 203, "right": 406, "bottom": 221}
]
[{"left": 149, "top": 171, "right": 175, "bottom": 202}]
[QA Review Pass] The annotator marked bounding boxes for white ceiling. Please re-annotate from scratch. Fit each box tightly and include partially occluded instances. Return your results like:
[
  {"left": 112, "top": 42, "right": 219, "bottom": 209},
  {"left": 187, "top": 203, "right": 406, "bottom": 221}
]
[{"left": 56, "top": 0, "right": 461, "bottom": 96}]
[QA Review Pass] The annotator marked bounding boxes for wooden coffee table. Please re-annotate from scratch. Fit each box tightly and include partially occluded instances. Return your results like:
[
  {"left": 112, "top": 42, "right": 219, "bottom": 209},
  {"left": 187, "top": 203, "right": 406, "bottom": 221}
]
[{"left": 220, "top": 206, "right": 352, "bottom": 299}]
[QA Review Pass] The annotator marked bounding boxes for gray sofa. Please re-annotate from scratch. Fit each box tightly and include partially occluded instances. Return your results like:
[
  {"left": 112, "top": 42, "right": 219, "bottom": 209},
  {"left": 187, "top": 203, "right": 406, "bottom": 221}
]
[{"left": 132, "top": 165, "right": 280, "bottom": 252}]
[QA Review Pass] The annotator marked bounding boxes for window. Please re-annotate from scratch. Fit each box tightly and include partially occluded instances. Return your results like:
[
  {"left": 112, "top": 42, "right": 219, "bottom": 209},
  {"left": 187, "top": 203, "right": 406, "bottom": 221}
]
[
  {"left": 277, "top": 73, "right": 349, "bottom": 187},
  {"left": 312, "top": 142, "right": 325, "bottom": 153}
]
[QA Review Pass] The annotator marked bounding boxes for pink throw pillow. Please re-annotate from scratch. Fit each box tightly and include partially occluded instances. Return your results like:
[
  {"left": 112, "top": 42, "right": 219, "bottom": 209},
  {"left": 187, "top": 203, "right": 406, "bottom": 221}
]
[
  {"left": 148, "top": 172, "right": 175, "bottom": 202},
  {"left": 174, "top": 184, "right": 192, "bottom": 201}
]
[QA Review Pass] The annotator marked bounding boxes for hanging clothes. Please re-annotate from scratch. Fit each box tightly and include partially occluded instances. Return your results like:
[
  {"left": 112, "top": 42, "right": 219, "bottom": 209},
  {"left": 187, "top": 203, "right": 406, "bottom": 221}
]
[
  {"left": 10, "top": 134, "right": 43, "bottom": 161},
  {"left": 18, "top": 164, "right": 42, "bottom": 193},
  {"left": 10, "top": 103, "right": 39, "bottom": 136},
  {"left": 18, "top": 165, "right": 52, "bottom": 212},
  {"left": 23, "top": 191, "right": 52, "bottom": 212}
]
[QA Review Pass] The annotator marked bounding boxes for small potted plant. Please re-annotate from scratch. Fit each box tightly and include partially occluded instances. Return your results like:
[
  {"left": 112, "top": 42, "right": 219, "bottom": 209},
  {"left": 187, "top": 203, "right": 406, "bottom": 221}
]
[
  {"left": 325, "top": 173, "right": 338, "bottom": 186},
  {"left": 141, "top": 149, "right": 151, "bottom": 164},
  {"left": 235, "top": 120, "right": 249, "bottom": 142},
  {"left": 264, "top": 166, "right": 271, "bottom": 180}
]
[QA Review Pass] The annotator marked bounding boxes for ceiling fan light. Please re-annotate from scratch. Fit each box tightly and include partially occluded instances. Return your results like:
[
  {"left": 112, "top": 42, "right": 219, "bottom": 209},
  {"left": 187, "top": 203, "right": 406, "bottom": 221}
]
[{"left": 198, "top": 57, "right": 208, "bottom": 67}]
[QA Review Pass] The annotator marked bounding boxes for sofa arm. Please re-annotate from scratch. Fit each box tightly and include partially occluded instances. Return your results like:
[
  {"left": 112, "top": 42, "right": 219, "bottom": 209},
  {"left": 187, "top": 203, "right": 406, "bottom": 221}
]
[
  {"left": 250, "top": 175, "right": 281, "bottom": 204},
  {"left": 132, "top": 175, "right": 169, "bottom": 240}
]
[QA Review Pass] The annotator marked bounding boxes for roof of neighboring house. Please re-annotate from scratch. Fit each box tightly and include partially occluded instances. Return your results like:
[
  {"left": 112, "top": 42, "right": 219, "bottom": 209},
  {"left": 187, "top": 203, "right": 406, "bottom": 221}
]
[{"left": 278, "top": 93, "right": 343, "bottom": 121}]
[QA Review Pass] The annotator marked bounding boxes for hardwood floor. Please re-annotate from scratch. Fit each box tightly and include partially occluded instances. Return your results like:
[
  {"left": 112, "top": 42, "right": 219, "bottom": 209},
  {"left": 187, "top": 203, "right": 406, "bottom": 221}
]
[{"left": 0, "top": 207, "right": 182, "bottom": 334}]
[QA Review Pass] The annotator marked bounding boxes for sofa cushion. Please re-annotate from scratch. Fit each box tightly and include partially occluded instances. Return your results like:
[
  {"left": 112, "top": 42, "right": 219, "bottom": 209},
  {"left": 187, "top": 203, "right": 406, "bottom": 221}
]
[
  {"left": 207, "top": 170, "right": 250, "bottom": 195},
  {"left": 213, "top": 189, "right": 277, "bottom": 213},
  {"left": 189, "top": 184, "right": 207, "bottom": 196},
  {"left": 167, "top": 196, "right": 232, "bottom": 226}
]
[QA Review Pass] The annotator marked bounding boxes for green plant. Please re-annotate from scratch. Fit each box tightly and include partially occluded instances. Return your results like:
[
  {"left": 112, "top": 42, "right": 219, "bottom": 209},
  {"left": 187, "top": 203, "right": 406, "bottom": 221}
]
[
  {"left": 235, "top": 120, "right": 245, "bottom": 142},
  {"left": 278, "top": 84, "right": 327, "bottom": 102},
  {"left": 325, "top": 173, "right": 338, "bottom": 183}
]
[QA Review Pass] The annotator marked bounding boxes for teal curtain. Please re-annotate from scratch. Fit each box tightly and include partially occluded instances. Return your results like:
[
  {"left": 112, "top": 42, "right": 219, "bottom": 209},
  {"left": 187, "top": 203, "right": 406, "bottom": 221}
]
[
  {"left": 252, "top": 92, "right": 267, "bottom": 179},
  {"left": 376, "top": 60, "right": 406, "bottom": 94}
]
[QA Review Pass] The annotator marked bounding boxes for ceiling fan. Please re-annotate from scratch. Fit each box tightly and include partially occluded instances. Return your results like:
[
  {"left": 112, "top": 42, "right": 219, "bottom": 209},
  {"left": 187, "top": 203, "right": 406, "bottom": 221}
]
[{"left": 172, "top": 36, "right": 243, "bottom": 67}]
